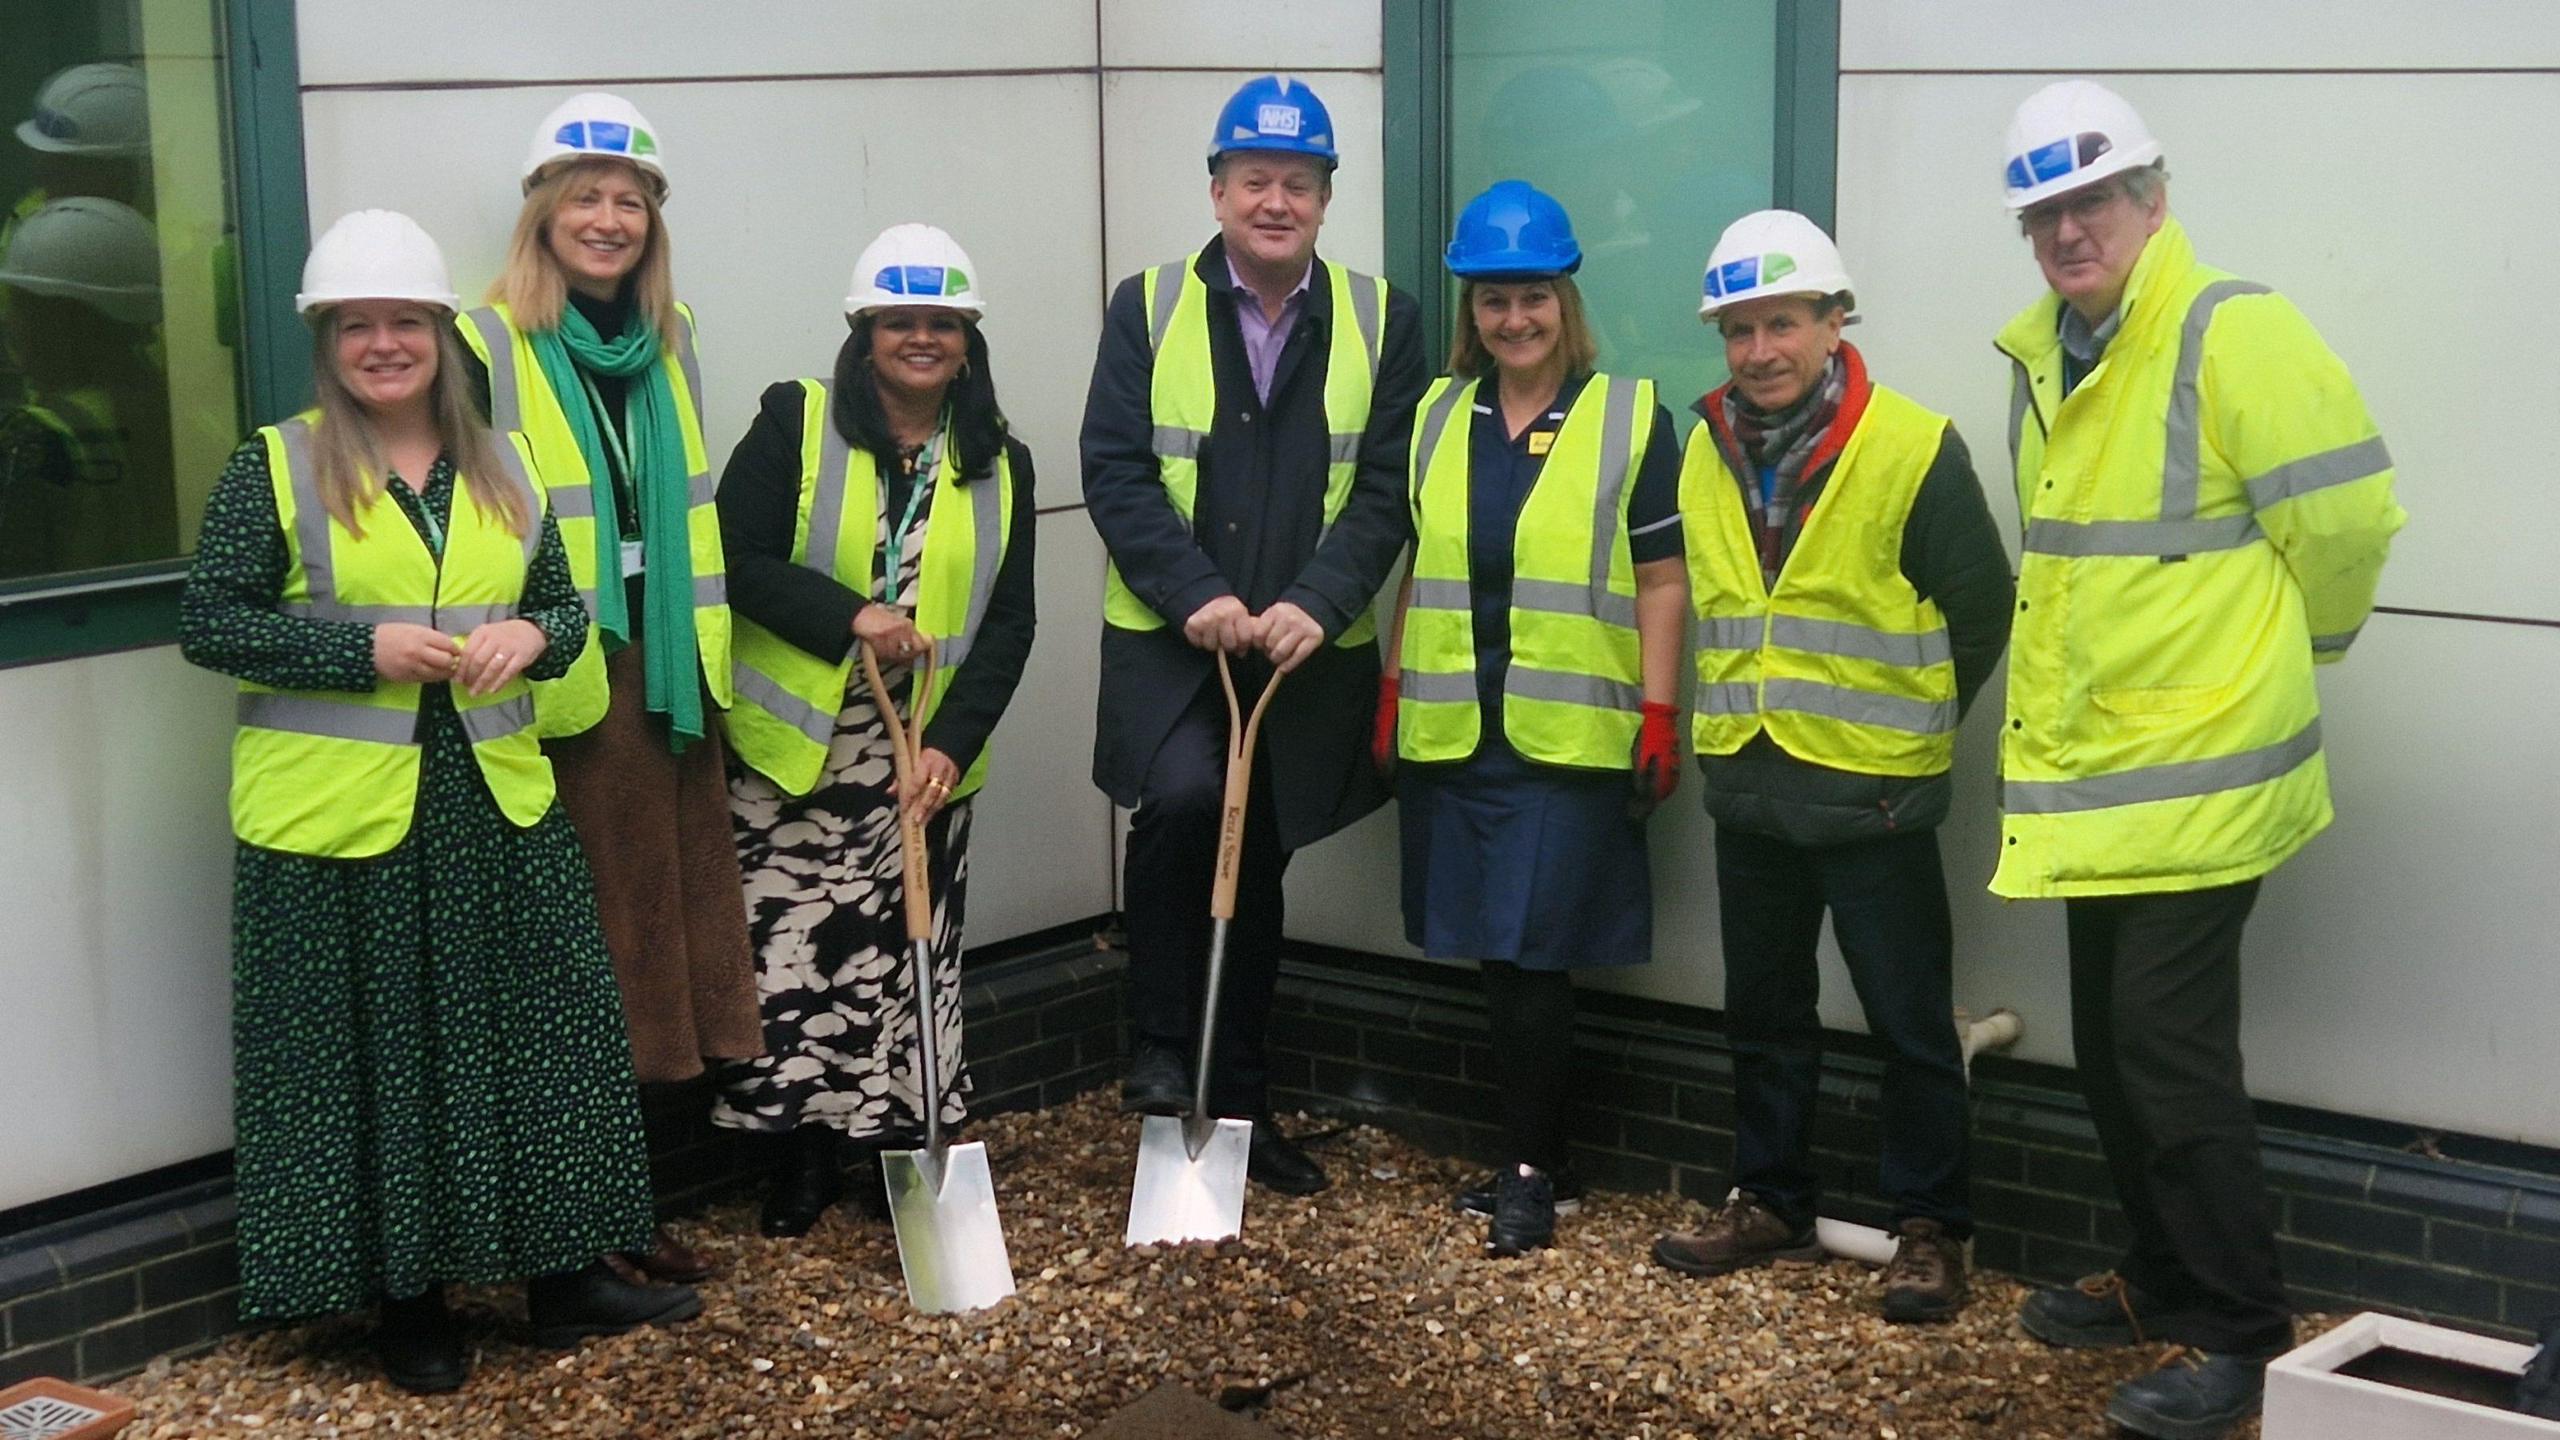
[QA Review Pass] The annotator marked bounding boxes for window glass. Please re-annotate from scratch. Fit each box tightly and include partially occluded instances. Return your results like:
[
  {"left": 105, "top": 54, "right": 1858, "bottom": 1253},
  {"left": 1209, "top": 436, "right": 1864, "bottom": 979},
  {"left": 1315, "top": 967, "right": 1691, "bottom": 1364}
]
[
  {"left": 0, "top": 0, "right": 242, "bottom": 586},
  {"left": 1448, "top": 0, "right": 1778, "bottom": 407}
]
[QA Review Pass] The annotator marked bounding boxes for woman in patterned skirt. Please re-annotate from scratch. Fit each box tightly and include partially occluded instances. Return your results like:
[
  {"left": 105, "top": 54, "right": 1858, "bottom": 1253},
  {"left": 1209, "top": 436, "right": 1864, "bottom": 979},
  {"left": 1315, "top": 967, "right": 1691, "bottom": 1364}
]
[
  {"left": 179, "top": 211, "right": 698, "bottom": 1394},
  {"left": 712, "top": 223, "right": 1036, "bottom": 1236}
]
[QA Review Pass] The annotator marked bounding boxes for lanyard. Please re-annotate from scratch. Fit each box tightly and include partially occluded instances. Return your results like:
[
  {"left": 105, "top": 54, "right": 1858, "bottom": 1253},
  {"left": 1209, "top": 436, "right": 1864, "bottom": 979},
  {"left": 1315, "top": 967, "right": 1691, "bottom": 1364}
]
[
  {"left": 878, "top": 426, "right": 943, "bottom": 606},
  {"left": 574, "top": 369, "right": 636, "bottom": 504}
]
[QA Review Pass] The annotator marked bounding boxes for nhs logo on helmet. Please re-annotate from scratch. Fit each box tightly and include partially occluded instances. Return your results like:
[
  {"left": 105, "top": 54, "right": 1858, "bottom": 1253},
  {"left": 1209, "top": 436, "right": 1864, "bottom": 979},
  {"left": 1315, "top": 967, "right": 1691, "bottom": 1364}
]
[{"left": 1256, "top": 104, "right": 1303, "bottom": 138}]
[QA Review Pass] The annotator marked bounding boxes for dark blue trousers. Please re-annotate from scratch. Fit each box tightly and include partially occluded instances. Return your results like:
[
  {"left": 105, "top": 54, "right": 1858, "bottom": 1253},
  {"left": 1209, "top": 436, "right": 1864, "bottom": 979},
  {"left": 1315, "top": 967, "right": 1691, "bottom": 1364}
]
[{"left": 1716, "top": 824, "right": 1972, "bottom": 1235}]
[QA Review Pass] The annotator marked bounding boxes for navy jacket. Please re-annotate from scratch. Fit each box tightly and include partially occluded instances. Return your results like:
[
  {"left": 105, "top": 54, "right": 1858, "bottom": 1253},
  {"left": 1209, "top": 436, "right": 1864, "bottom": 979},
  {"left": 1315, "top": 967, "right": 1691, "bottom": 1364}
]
[{"left": 1081, "top": 236, "right": 1427, "bottom": 849}]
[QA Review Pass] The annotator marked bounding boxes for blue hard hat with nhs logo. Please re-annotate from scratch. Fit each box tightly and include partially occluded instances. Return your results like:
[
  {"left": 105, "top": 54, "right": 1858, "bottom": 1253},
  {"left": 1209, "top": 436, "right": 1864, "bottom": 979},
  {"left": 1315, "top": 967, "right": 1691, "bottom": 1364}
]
[
  {"left": 1445, "top": 180, "right": 1581, "bottom": 279},
  {"left": 1207, "top": 74, "right": 1339, "bottom": 174}
]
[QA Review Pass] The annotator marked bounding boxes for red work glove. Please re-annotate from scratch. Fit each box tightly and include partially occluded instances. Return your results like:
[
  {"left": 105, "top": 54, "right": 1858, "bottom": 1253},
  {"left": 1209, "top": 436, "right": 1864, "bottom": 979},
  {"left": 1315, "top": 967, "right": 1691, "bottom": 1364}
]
[
  {"left": 1631, "top": 700, "right": 1681, "bottom": 812},
  {"left": 1371, "top": 674, "right": 1401, "bottom": 779}
]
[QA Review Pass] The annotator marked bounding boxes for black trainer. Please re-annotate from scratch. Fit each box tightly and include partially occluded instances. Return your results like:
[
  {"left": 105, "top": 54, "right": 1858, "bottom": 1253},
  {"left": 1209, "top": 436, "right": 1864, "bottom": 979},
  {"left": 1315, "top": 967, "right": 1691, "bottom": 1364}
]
[
  {"left": 1486, "top": 1164, "right": 1557, "bottom": 1258},
  {"left": 375, "top": 1286, "right": 465, "bottom": 1394},
  {"left": 1455, "top": 1164, "right": 1584, "bottom": 1218},
  {"left": 2105, "top": 1349, "right": 2267, "bottom": 1440},
  {"left": 2018, "top": 1270, "right": 2169, "bottom": 1348},
  {"left": 526, "top": 1260, "right": 703, "bottom": 1349},
  {"left": 1119, "top": 1043, "right": 1188, "bottom": 1117}
]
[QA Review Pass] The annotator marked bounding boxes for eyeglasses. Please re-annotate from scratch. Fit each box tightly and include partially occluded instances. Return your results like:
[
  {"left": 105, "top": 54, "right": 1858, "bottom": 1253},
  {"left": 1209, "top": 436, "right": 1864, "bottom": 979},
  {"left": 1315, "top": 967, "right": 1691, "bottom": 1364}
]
[{"left": 2019, "top": 183, "right": 2127, "bottom": 238}]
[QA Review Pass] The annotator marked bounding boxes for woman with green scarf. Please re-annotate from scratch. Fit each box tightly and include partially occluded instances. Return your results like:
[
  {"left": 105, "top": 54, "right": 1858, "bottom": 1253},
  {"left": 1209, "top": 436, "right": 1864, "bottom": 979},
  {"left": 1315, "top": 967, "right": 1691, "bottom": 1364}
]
[{"left": 457, "top": 92, "right": 761, "bottom": 1286}]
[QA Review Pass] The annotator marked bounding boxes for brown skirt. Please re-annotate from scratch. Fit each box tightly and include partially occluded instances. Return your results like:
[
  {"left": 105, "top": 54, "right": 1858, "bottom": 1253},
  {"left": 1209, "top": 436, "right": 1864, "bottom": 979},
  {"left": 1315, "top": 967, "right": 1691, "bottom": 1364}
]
[{"left": 547, "top": 643, "right": 764, "bottom": 1083}]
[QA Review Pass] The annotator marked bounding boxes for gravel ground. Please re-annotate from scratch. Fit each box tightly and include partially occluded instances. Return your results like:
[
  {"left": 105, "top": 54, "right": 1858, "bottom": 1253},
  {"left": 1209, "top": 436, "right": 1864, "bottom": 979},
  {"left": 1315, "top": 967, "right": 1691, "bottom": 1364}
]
[{"left": 118, "top": 1092, "right": 2315, "bottom": 1438}]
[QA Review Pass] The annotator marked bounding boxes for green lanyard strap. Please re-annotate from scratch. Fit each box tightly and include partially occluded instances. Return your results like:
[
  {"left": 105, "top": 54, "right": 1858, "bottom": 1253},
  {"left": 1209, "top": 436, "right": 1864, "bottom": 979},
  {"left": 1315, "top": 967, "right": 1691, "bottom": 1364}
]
[{"left": 879, "top": 424, "right": 944, "bottom": 607}]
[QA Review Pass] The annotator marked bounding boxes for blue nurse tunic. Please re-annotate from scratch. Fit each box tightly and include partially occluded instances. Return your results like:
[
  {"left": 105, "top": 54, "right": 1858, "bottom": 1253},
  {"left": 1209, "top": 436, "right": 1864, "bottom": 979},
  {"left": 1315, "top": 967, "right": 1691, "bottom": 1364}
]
[{"left": 1397, "top": 370, "right": 1683, "bottom": 969}]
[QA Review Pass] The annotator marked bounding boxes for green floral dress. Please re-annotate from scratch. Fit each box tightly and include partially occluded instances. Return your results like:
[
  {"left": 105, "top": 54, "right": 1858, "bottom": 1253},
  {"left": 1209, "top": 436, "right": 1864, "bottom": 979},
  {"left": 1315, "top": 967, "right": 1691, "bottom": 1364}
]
[{"left": 180, "top": 438, "right": 656, "bottom": 1321}]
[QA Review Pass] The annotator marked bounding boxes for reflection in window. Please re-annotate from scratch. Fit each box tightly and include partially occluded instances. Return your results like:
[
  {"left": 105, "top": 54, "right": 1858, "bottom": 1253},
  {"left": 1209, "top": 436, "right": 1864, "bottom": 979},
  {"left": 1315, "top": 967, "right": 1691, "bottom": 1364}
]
[
  {"left": 1451, "top": 2, "right": 1779, "bottom": 408},
  {"left": 0, "top": 7, "right": 241, "bottom": 586}
]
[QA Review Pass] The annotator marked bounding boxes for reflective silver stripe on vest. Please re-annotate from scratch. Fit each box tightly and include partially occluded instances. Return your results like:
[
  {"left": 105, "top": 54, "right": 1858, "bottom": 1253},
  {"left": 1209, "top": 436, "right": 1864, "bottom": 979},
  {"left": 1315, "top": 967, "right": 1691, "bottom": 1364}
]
[
  {"left": 807, "top": 396, "right": 851, "bottom": 583},
  {"left": 1410, "top": 576, "right": 1470, "bottom": 611},
  {"left": 455, "top": 693, "right": 536, "bottom": 745},
  {"left": 1695, "top": 616, "right": 1765, "bottom": 651},
  {"left": 2245, "top": 436, "right": 2392, "bottom": 512},
  {"left": 673, "top": 309, "right": 708, "bottom": 435},
  {"left": 463, "top": 308, "right": 522, "bottom": 432},
  {"left": 279, "top": 601, "right": 438, "bottom": 625},
  {"left": 1343, "top": 268, "right": 1382, "bottom": 388},
  {"left": 1514, "top": 577, "right": 1636, "bottom": 629},
  {"left": 1325, "top": 431, "right": 1363, "bottom": 463},
  {"left": 2007, "top": 362, "right": 2034, "bottom": 477},
  {"left": 935, "top": 471, "right": 1006, "bottom": 671},
  {"left": 688, "top": 468, "right": 717, "bottom": 507},
  {"left": 694, "top": 572, "right": 727, "bottom": 607},
  {"left": 1152, "top": 425, "right": 1208, "bottom": 460},
  {"left": 2161, "top": 280, "right": 2272, "bottom": 520},
  {"left": 1400, "top": 668, "right": 1477, "bottom": 703},
  {"left": 1584, "top": 376, "right": 1643, "bottom": 586},
  {"left": 1411, "top": 380, "right": 1471, "bottom": 483},
  {"left": 437, "top": 602, "right": 515, "bottom": 630},
  {"left": 2022, "top": 513, "right": 2264, "bottom": 558},
  {"left": 1146, "top": 261, "right": 1187, "bottom": 353},
  {"left": 548, "top": 484, "right": 597, "bottom": 520},
  {"left": 1696, "top": 681, "right": 1759, "bottom": 715},
  {"left": 1762, "top": 677, "right": 1957, "bottom": 735},
  {"left": 576, "top": 586, "right": 599, "bottom": 613},
  {"left": 2005, "top": 718, "right": 2320, "bottom": 815},
  {"left": 237, "top": 691, "right": 418, "bottom": 745},
  {"left": 275, "top": 418, "right": 340, "bottom": 615},
  {"left": 489, "top": 434, "right": 543, "bottom": 568},
  {"left": 2310, "top": 626, "right": 2361, "bottom": 656},
  {"left": 735, "top": 663, "right": 836, "bottom": 746},
  {"left": 1510, "top": 665, "right": 1643, "bottom": 713},
  {"left": 1767, "top": 614, "right": 1951, "bottom": 668}
]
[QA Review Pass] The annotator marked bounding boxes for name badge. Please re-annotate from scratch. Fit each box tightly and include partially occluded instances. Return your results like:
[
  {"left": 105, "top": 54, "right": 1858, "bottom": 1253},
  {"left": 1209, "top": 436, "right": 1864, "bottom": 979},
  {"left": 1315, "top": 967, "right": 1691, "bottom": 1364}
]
[
  {"left": 620, "top": 539, "right": 646, "bottom": 577},
  {"left": 1526, "top": 431, "right": 1555, "bottom": 457}
]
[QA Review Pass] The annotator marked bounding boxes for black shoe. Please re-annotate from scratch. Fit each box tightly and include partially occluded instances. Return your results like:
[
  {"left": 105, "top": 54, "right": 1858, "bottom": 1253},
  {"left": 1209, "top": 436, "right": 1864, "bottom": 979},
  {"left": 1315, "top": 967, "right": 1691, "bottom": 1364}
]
[
  {"left": 2104, "top": 1350, "right": 2266, "bottom": 1440},
  {"left": 1245, "top": 1119, "right": 1330, "bottom": 1196},
  {"left": 1455, "top": 1164, "right": 1585, "bottom": 1218},
  {"left": 1485, "top": 1164, "right": 1557, "bottom": 1258},
  {"left": 2018, "top": 1270, "right": 2169, "bottom": 1348},
  {"left": 526, "top": 1261, "right": 703, "bottom": 1349},
  {"left": 375, "top": 1287, "right": 465, "bottom": 1394},
  {"left": 759, "top": 1125, "right": 844, "bottom": 1238},
  {"left": 1120, "top": 1044, "right": 1189, "bottom": 1117}
]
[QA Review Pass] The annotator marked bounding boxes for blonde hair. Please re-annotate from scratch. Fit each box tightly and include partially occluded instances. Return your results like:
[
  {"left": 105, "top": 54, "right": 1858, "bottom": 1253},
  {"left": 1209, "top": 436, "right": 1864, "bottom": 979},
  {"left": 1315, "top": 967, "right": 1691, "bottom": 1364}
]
[
  {"left": 485, "top": 158, "right": 677, "bottom": 341},
  {"left": 307, "top": 311, "right": 530, "bottom": 540},
  {"left": 1446, "top": 275, "right": 1600, "bottom": 380}
]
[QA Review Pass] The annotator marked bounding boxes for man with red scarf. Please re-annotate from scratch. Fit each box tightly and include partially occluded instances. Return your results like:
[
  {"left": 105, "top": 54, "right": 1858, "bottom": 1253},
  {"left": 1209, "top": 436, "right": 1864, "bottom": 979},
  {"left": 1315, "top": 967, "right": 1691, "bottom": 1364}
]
[{"left": 1651, "top": 210, "right": 2012, "bottom": 1324}]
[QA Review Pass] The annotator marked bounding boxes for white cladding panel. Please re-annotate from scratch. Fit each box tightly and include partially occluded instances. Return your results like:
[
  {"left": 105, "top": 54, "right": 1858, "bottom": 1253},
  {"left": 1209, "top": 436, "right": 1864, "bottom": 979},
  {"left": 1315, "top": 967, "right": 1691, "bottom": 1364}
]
[
  {"left": 1101, "top": 0, "right": 1381, "bottom": 70},
  {"left": 295, "top": 0, "right": 1098, "bottom": 85},
  {"left": 1839, "top": 0, "right": 2560, "bottom": 72}
]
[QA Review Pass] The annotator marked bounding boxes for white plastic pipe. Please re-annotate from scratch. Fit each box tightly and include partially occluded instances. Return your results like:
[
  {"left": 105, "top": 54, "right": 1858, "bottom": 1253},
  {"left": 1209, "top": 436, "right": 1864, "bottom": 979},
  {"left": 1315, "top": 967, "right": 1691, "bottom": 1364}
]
[{"left": 1809, "top": 1007, "right": 2028, "bottom": 1264}]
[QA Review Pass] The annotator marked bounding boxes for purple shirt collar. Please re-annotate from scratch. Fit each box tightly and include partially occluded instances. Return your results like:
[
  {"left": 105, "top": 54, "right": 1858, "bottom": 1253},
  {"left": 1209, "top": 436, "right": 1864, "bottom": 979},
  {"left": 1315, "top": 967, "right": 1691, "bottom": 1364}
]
[{"left": 1225, "top": 255, "right": 1313, "bottom": 407}]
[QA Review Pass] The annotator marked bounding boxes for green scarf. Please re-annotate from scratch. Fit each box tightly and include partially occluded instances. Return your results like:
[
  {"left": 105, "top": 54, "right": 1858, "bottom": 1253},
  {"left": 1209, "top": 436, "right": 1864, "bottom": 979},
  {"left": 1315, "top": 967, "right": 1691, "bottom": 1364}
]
[{"left": 529, "top": 306, "right": 704, "bottom": 752}]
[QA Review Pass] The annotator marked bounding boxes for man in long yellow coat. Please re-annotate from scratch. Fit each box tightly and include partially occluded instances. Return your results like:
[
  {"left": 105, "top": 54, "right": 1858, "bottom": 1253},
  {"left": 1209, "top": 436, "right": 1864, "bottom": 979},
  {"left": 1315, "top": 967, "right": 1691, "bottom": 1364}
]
[{"left": 1989, "top": 81, "right": 2405, "bottom": 1440}]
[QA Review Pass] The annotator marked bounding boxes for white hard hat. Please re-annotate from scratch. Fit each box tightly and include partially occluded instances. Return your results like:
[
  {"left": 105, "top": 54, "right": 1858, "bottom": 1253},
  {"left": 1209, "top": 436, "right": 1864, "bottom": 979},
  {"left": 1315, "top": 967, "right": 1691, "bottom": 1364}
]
[
  {"left": 2002, "top": 80, "right": 2162, "bottom": 213},
  {"left": 0, "top": 197, "right": 160, "bottom": 324},
  {"left": 16, "top": 62, "right": 149, "bottom": 158},
  {"left": 845, "top": 223, "right": 984, "bottom": 319},
  {"left": 522, "top": 92, "right": 668, "bottom": 197},
  {"left": 1698, "top": 209, "right": 1854, "bottom": 322},
  {"left": 296, "top": 210, "right": 460, "bottom": 315}
]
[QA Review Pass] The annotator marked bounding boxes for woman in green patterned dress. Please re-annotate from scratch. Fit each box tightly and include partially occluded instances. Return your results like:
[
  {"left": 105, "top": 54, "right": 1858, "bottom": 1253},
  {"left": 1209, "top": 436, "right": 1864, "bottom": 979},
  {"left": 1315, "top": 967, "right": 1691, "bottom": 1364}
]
[{"left": 179, "top": 210, "right": 699, "bottom": 1394}]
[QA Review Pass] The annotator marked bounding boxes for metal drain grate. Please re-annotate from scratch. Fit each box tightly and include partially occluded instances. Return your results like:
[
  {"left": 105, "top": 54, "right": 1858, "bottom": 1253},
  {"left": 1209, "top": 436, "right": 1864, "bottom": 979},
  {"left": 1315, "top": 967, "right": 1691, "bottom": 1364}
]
[{"left": 0, "top": 1396, "right": 107, "bottom": 1440}]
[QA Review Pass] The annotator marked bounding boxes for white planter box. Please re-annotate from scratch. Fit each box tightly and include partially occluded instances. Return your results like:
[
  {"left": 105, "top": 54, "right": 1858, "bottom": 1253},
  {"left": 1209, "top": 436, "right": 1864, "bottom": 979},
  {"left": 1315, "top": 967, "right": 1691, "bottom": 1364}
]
[{"left": 2266, "top": 1312, "right": 2557, "bottom": 1440}]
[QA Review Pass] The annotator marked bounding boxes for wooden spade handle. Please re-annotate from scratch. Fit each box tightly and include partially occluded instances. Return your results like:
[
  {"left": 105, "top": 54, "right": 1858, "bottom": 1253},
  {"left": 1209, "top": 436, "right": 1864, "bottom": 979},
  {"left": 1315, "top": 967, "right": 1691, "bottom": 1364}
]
[
  {"left": 860, "top": 637, "right": 940, "bottom": 944},
  {"left": 1209, "top": 650, "right": 1282, "bottom": 922}
]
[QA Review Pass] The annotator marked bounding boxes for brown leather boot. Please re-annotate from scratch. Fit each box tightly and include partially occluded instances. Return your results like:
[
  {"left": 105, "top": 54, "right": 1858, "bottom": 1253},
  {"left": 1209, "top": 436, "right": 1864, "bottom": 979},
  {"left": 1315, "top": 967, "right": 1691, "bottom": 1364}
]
[
  {"left": 1650, "top": 1194, "right": 1822, "bottom": 1277},
  {"left": 1880, "top": 1218, "right": 1968, "bottom": 1322},
  {"left": 621, "top": 1225, "right": 719, "bottom": 1284}
]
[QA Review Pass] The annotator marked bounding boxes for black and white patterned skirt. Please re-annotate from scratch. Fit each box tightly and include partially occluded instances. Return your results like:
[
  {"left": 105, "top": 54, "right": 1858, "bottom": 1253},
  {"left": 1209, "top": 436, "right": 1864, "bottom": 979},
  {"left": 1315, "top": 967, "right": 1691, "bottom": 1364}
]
[{"left": 712, "top": 659, "right": 972, "bottom": 1140}]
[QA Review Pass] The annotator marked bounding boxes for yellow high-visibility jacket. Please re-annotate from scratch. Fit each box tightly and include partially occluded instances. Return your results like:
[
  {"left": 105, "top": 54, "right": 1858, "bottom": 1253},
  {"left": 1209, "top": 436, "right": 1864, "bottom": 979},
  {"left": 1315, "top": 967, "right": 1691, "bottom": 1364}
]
[{"left": 1993, "top": 217, "right": 2405, "bottom": 898}]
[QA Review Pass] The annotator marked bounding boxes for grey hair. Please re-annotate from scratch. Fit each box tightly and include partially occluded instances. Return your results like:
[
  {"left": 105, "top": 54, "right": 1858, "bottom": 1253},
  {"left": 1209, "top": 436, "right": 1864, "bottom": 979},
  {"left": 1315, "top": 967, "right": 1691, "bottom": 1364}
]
[{"left": 2119, "top": 160, "right": 2170, "bottom": 209}]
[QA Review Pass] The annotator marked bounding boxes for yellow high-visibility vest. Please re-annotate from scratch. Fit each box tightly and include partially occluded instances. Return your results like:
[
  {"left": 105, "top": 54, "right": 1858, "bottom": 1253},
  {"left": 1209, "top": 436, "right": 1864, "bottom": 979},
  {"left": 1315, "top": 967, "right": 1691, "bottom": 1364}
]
[
  {"left": 1100, "top": 251, "right": 1386, "bottom": 646},
  {"left": 230, "top": 413, "right": 554, "bottom": 858},
  {"left": 1993, "top": 216, "right": 2404, "bottom": 898},
  {"left": 1680, "top": 384, "right": 1958, "bottom": 777},
  {"left": 724, "top": 380, "right": 1013, "bottom": 798},
  {"left": 456, "top": 302, "right": 731, "bottom": 738},
  {"left": 1399, "top": 372, "right": 1655, "bottom": 769}
]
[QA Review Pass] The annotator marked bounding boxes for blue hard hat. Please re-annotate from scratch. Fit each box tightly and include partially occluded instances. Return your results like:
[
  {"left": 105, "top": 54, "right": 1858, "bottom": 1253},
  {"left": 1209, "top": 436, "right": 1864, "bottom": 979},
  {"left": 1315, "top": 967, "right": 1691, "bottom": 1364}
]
[
  {"left": 1207, "top": 74, "right": 1340, "bottom": 173},
  {"left": 1444, "top": 180, "right": 1581, "bottom": 279}
]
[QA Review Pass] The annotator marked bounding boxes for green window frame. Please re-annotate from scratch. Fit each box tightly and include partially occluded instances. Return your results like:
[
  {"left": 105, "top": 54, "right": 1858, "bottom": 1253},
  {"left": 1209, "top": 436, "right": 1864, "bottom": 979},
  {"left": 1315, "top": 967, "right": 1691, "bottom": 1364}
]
[
  {"left": 1382, "top": 0, "right": 1840, "bottom": 357},
  {"left": 0, "top": 0, "right": 313, "bottom": 669}
]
